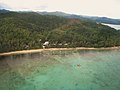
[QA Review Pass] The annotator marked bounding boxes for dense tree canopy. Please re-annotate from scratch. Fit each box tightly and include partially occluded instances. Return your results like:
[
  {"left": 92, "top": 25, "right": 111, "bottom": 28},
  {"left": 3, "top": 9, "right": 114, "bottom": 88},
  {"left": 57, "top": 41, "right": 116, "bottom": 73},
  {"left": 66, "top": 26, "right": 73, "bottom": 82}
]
[{"left": 0, "top": 12, "right": 120, "bottom": 52}]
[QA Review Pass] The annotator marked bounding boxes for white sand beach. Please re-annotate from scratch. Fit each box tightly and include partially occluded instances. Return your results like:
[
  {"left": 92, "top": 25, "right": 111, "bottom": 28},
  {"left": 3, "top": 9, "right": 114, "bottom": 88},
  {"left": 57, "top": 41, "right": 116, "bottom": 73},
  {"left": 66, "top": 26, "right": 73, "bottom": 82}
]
[{"left": 0, "top": 47, "right": 120, "bottom": 56}]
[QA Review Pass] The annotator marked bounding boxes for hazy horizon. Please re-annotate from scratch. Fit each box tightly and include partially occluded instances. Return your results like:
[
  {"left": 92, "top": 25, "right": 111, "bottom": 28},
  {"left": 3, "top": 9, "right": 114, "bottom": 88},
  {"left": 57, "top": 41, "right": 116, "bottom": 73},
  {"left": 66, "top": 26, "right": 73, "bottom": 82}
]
[{"left": 0, "top": 0, "right": 120, "bottom": 19}]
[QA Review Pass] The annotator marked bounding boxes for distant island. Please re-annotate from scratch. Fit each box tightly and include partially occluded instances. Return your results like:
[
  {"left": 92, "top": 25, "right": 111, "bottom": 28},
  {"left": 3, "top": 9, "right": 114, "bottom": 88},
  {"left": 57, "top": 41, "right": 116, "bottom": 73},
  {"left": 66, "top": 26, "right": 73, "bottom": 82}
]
[{"left": 0, "top": 9, "right": 120, "bottom": 53}]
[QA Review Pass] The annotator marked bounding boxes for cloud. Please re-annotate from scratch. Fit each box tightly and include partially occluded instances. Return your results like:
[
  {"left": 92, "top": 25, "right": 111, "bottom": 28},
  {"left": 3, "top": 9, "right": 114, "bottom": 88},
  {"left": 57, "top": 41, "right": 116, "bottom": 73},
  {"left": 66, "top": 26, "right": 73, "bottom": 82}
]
[
  {"left": 36, "top": 5, "right": 48, "bottom": 10},
  {"left": 0, "top": 0, "right": 48, "bottom": 10},
  {"left": 0, "top": 2, "right": 11, "bottom": 9}
]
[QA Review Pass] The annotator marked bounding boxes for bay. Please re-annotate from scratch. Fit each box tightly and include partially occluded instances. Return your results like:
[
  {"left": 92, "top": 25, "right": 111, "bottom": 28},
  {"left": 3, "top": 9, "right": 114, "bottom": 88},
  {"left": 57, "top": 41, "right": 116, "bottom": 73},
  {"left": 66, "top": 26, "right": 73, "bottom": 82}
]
[{"left": 102, "top": 23, "right": 120, "bottom": 30}]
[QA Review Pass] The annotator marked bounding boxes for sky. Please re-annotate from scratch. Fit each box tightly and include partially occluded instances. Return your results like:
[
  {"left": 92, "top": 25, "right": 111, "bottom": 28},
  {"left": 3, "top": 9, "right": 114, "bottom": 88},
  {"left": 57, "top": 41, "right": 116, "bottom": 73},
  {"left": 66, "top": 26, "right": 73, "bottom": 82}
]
[{"left": 0, "top": 0, "right": 120, "bottom": 18}]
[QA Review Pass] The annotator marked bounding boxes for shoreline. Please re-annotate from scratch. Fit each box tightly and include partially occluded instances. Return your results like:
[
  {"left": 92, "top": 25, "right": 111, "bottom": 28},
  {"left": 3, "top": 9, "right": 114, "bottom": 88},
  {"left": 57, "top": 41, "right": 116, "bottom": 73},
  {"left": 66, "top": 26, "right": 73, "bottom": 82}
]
[{"left": 0, "top": 46, "right": 120, "bottom": 56}]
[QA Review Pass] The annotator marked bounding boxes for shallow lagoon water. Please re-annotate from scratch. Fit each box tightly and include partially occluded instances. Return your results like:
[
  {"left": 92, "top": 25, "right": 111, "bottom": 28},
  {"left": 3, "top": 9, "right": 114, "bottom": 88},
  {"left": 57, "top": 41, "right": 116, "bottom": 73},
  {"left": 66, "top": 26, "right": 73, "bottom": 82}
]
[{"left": 0, "top": 50, "right": 120, "bottom": 90}]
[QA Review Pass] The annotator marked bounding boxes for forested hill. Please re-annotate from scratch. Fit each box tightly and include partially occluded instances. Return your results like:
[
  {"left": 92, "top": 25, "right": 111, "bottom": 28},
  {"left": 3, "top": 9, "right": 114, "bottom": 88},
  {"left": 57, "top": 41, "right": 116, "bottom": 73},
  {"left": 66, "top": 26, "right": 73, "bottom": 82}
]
[{"left": 0, "top": 11, "right": 120, "bottom": 53}]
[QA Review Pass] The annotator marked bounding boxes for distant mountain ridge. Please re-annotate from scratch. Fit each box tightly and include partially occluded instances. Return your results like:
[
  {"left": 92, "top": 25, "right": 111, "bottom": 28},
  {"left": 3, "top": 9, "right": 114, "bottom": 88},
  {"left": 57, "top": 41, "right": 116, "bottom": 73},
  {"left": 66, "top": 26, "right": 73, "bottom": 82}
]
[
  {"left": 38, "top": 11, "right": 71, "bottom": 17},
  {"left": 0, "top": 9, "right": 10, "bottom": 13},
  {"left": 37, "top": 11, "right": 120, "bottom": 25},
  {"left": 1, "top": 9, "right": 120, "bottom": 25}
]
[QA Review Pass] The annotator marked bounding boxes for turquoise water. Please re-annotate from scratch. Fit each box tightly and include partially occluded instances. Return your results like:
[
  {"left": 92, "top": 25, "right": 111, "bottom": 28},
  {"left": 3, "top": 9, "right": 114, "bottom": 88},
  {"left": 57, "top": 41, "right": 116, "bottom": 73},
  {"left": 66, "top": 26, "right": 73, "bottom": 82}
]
[{"left": 0, "top": 50, "right": 120, "bottom": 90}]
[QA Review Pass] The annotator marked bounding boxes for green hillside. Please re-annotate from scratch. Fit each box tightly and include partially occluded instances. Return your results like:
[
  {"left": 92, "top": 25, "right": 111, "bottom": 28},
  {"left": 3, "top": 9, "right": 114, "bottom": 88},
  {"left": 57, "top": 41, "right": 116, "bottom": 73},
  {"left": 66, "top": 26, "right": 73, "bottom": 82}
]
[{"left": 0, "top": 11, "right": 120, "bottom": 52}]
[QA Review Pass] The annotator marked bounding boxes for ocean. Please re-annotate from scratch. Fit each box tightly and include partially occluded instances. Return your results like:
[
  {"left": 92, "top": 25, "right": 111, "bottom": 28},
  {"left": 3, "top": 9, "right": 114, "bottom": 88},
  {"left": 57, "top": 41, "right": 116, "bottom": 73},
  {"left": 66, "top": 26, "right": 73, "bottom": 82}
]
[
  {"left": 102, "top": 23, "right": 120, "bottom": 30},
  {"left": 0, "top": 50, "right": 120, "bottom": 90}
]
